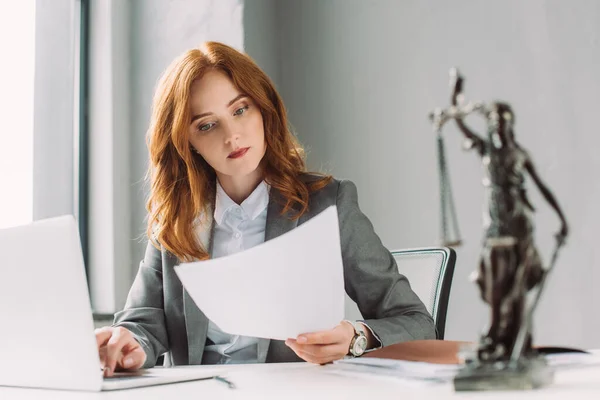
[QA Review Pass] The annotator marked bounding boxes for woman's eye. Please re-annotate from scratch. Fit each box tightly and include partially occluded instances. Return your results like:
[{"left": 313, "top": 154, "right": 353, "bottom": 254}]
[
  {"left": 198, "top": 122, "right": 215, "bottom": 132},
  {"left": 234, "top": 105, "right": 249, "bottom": 116}
]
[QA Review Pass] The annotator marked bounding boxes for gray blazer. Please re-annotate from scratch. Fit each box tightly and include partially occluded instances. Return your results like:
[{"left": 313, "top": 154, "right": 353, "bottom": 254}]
[{"left": 113, "top": 177, "right": 436, "bottom": 368}]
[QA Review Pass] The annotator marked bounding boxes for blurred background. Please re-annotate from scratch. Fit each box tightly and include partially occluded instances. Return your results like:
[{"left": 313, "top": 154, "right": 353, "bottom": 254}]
[{"left": 1, "top": 0, "right": 598, "bottom": 349}]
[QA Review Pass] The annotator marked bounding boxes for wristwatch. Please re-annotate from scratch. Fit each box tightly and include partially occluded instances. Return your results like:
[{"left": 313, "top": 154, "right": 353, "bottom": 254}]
[{"left": 344, "top": 320, "right": 368, "bottom": 357}]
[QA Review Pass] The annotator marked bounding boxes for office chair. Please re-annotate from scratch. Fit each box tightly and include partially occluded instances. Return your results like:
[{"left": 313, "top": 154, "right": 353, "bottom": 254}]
[{"left": 344, "top": 247, "right": 456, "bottom": 340}]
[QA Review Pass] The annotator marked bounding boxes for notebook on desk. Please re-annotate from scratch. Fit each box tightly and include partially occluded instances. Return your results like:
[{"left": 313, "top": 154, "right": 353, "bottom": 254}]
[{"left": 0, "top": 215, "right": 222, "bottom": 391}]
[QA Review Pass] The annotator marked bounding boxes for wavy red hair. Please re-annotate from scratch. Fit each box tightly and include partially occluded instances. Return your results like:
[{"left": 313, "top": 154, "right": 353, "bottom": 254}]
[{"left": 146, "top": 42, "right": 331, "bottom": 261}]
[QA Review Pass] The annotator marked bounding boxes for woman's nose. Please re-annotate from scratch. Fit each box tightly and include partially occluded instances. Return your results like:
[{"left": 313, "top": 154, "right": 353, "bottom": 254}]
[{"left": 223, "top": 122, "right": 241, "bottom": 145}]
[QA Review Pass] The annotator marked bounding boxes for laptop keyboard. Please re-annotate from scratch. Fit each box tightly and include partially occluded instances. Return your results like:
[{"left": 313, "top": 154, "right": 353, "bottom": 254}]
[
  {"left": 104, "top": 375, "right": 152, "bottom": 381},
  {"left": 103, "top": 371, "right": 150, "bottom": 381}
]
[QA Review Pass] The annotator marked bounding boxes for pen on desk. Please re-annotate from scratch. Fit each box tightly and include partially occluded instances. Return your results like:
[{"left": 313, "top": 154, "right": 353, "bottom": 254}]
[{"left": 214, "top": 375, "right": 236, "bottom": 389}]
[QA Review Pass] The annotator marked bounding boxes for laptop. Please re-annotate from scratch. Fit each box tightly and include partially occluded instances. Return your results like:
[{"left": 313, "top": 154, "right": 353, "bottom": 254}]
[{"left": 0, "top": 215, "right": 223, "bottom": 391}]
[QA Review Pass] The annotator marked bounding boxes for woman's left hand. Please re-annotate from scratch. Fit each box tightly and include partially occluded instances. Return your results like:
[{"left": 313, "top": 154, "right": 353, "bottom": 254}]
[{"left": 285, "top": 321, "right": 355, "bottom": 364}]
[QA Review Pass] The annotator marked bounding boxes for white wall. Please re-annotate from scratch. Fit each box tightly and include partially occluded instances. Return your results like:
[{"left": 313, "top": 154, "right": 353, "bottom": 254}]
[
  {"left": 33, "top": 0, "right": 77, "bottom": 221},
  {"left": 88, "top": 0, "right": 133, "bottom": 313},
  {"left": 245, "top": 0, "right": 600, "bottom": 348}
]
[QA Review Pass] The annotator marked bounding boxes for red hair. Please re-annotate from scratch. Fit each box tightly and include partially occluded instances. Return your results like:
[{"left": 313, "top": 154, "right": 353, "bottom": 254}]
[{"left": 146, "top": 42, "right": 331, "bottom": 261}]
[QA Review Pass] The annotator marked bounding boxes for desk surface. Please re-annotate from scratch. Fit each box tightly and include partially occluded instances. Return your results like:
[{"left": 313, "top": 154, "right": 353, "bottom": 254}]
[
  {"left": 2, "top": 341, "right": 599, "bottom": 399},
  {"left": 1, "top": 361, "right": 600, "bottom": 399}
]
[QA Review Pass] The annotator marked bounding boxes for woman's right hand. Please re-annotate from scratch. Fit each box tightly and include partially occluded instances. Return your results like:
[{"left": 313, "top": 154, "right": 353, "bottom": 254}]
[{"left": 95, "top": 326, "right": 147, "bottom": 377}]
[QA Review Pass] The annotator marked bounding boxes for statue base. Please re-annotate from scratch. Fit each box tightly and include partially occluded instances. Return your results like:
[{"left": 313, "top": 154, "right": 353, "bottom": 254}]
[{"left": 453, "top": 355, "right": 553, "bottom": 392}]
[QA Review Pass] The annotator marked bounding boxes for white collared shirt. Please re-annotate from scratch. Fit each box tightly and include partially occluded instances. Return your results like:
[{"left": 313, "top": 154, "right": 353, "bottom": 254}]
[{"left": 202, "top": 180, "right": 271, "bottom": 365}]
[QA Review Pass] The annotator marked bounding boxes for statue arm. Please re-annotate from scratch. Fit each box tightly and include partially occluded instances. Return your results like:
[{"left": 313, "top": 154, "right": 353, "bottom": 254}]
[
  {"left": 449, "top": 70, "right": 486, "bottom": 154},
  {"left": 452, "top": 109, "right": 486, "bottom": 155},
  {"left": 524, "top": 155, "right": 569, "bottom": 241}
]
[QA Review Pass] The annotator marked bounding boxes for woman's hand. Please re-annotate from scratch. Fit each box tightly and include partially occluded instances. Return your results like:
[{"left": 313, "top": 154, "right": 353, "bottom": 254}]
[
  {"left": 95, "top": 326, "right": 147, "bottom": 377},
  {"left": 285, "top": 321, "right": 357, "bottom": 365}
]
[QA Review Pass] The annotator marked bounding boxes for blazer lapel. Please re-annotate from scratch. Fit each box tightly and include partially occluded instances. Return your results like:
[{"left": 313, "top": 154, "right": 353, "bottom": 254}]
[
  {"left": 183, "top": 290, "right": 208, "bottom": 364},
  {"left": 264, "top": 186, "right": 300, "bottom": 241},
  {"left": 183, "top": 209, "right": 214, "bottom": 365}
]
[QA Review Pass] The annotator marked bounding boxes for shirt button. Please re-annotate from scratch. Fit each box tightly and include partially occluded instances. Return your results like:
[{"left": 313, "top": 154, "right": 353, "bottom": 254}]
[{"left": 234, "top": 232, "right": 241, "bottom": 239}]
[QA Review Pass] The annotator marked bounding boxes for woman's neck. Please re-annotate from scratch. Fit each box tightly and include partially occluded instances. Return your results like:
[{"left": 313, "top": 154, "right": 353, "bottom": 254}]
[{"left": 216, "top": 168, "right": 264, "bottom": 204}]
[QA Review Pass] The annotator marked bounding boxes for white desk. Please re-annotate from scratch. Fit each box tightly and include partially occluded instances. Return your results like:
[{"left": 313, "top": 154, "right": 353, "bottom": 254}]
[{"left": 1, "top": 361, "right": 600, "bottom": 400}]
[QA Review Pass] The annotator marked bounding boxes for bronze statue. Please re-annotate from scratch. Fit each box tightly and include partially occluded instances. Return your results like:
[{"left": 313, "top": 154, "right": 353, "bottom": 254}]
[{"left": 429, "top": 68, "right": 568, "bottom": 390}]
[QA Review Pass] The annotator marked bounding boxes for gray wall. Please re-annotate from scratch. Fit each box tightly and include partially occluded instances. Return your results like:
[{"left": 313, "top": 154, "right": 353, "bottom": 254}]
[
  {"left": 245, "top": 0, "right": 600, "bottom": 348},
  {"left": 243, "top": 0, "right": 281, "bottom": 88}
]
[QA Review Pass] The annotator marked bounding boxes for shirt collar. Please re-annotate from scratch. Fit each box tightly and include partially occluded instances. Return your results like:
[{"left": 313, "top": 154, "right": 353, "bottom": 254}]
[{"left": 214, "top": 180, "right": 270, "bottom": 225}]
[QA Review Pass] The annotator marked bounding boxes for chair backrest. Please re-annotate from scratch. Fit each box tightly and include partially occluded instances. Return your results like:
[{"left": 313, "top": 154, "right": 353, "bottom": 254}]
[{"left": 344, "top": 247, "right": 456, "bottom": 340}]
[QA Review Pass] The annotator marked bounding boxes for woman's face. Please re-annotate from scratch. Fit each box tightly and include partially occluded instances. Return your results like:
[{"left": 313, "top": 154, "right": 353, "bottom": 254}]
[{"left": 188, "top": 69, "right": 266, "bottom": 181}]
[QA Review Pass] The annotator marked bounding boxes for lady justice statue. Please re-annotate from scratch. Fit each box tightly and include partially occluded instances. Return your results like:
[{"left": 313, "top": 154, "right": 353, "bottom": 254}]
[{"left": 429, "top": 69, "right": 568, "bottom": 390}]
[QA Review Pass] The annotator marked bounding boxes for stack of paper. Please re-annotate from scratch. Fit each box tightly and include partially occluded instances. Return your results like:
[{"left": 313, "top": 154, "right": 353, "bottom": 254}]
[
  {"left": 331, "top": 357, "right": 461, "bottom": 384},
  {"left": 330, "top": 352, "right": 600, "bottom": 385}
]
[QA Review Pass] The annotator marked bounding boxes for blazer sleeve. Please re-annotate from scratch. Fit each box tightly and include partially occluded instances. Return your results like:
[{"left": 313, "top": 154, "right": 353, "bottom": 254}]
[
  {"left": 112, "top": 242, "right": 169, "bottom": 368},
  {"left": 337, "top": 180, "right": 437, "bottom": 344}
]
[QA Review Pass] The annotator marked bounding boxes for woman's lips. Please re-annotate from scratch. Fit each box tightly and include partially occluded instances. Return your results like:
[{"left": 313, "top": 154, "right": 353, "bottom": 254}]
[{"left": 228, "top": 147, "right": 250, "bottom": 159}]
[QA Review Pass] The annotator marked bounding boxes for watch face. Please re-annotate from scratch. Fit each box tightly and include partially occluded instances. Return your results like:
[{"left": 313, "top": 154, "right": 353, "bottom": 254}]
[{"left": 353, "top": 336, "right": 368, "bottom": 356}]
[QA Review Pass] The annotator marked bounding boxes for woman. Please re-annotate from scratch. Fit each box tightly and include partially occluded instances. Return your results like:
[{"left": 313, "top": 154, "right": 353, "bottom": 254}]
[{"left": 96, "top": 42, "right": 435, "bottom": 377}]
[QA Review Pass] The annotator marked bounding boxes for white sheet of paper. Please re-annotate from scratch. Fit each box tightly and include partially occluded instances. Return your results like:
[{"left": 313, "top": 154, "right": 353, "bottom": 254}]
[{"left": 174, "top": 205, "right": 345, "bottom": 340}]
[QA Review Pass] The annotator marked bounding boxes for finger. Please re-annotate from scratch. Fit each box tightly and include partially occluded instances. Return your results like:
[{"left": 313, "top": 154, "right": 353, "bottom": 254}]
[
  {"left": 117, "top": 334, "right": 146, "bottom": 371},
  {"left": 286, "top": 342, "right": 325, "bottom": 358},
  {"left": 296, "top": 329, "right": 340, "bottom": 345},
  {"left": 95, "top": 327, "right": 114, "bottom": 348},
  {"left": 120, "top": 346, "right": 146, "bottom": 370},
  {"left": 286, "top": 340, "right": 346, "bottom": 361},
  {"left": 285, "top": 339, "right": 309, "bottom": 358},
  {"left": 285, "top": 340, "right": 321, "bottom": 364},
  {"left": 98, "top": 345, "right": 107, "bottom": 368},
  {"left": 104, "top": 329, "right": 131, "bottom": 376}
]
